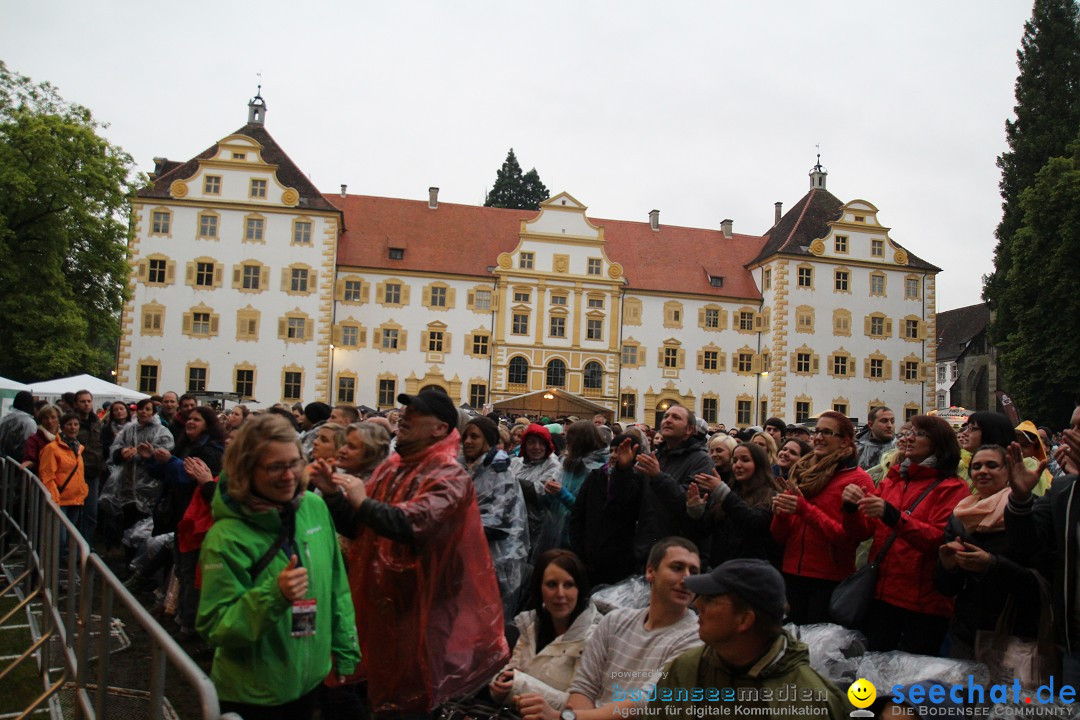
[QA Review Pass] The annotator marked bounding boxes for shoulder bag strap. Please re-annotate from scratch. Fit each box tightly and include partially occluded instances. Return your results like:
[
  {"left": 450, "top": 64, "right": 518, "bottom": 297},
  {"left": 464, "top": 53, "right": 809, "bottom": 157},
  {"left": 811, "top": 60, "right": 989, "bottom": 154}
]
[
  {"left": 57, "top": 453, "right": 82, "bottom": 496},
  {"left": 871, "top": 475, "right": 947, "bottom": 564}
]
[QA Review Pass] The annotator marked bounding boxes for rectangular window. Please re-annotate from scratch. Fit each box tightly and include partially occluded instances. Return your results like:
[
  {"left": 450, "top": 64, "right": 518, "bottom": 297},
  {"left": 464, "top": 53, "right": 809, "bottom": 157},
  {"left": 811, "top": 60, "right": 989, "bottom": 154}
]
[
  {"left": 796, "top": 352, "right": 811, "bottom": 373},
  {"left": 905, "top": 319, "right": 919, "bottom": 339},
  {"left": 344, "top": 280, "right": 363, "bottom": 302},
  {"left": 235, "top": 369, "right": 254, "bottom": 399},
  {"left": 474, "top": 290, "right": 492, "bottom": 310},
  {"left": 283, "top": 371, "right": 302, "bottom": 401},
  {"left": 469, "top": 384, "right": 487, "bottom": 409},
  {"left": 430, "top": 286, "right": 447, "bottom": 307},
  {"left": 142, "top": 309, "right": 162, "bottom": 332},
  {"left": 195, "top": 262, "right": 214, "bottom": 287},
  {"left": 472, "top": 334, "right": 490, "bottom": 356},
  {"left": 904, "top": 361, "right": 919, "bottom": 381},
  {"left": 250, "top": 178, "right": 267, "bottom": 198},
  {"left": 834, "top": 236, "right": 848, "bottom": 253},
  {"left": 384, "top": 283, "right": 401, "bottom": 304},
  {"left": 427, "top": 330, "right": 444, "bottom": 352},
  {"left": 514, "top": 291, "right": 530, "bottom": 303},
  {"left": 833, "top": 402, "right": 849, "bottom": 415},
  {"left": 620, "top": 393, "right": 636, "bottom": 420},
  {"left": 798, "top": 312, "right": 813, "bottom": 331},
  {"left": 151, "top": 211, "right": 171, "bottom": 234},
  {"left": 703, "top": 350, "right": 719, "bottom": 371},
  {"left": 587, "top": 297, "right": 604, "bottom": 309},
  {"left": 287, "top": 317, "right": 306, "bottom": 340},
  {"left": 704, "top": 308, "right": 720, "bottom": 328},
  {"left": 737, "top": 352, "right": 753, "bottom": 373},
  {"left": 834, "top": 356, "right": 849, "bottom": 376},
  {"left": 835, "top": 270, "right": 849, "bottom": 291},
  {"left": 512, "top": 313, "right": 529, "bottom": 334},
  {"left": 341, "top": 326, "right": 359, "bottom": 347},
  {"left": 291, "top": 268, "right": 309, "bottom": 293},
  {"left": 871, "top": 239, "right": 884, "bottom": 257},
  {"left": 795, "top": 401, "right": 811, "bottom": 423},
  {"left": 871, "top": 274, "right": 885, "bottom": 296},
  {"left": 245, "top": 217, "right": 264, "bottom": 242},
  {"left": 148, "top": 259, "right": 167, "bottom": 284},
  {"left": 587, "top": 258, "right": 602, "bottom": 276},
  {"left": 870, "top": 316, "right": 885, "bottom": 336},
  {"left": 187, "top": 367, "right": 207, "bottom": 393},
  {"left": 237, "top": 313, "right": 258, "bottom": 339},
  {"left": 378, "top": 379, "right": 396, "bottom": 407},
  {"left": 381, "top": 328, "right": 399, "bottom": 349},
  {"left": 797, "top": 267, "right": 812, "bottom": 288},
  {"left": 138, "top": 364, "right": 159, "bottom": 394},
  {"left": 737, "top": 400, "right": 752, "bottom": 426},
  {"left": 337, "top": 376, "right": 356, "bottom": 404},
  {"left": 199, "top": 215, "right": 218, "bottom": 239},
  {"left": 389, "top": 248, "right": 405, "bottom": 260},
  {"left": 938, "top": 366, "right": 946, "bottom": 383},
  {"left": 905, "top": 278, "right": 919, "bottom": 299},
  {"left": 519, "top": 252, "right": 534, "bottom": 269},
  {"left": 242, "top": 264, "right": 260, "bottom": 290},
  {"left": 549, "top": 316, "right": 566, "bottom": 338},
  {"left": 739, "top": 312, "right": 754, "bottom": 331},
  {"left": 550, "top": 294, "right": 567, "bottom": 306},
  {"left": 192, "top": 312, "right": 211, "bottom": 335},
  {"left": 621, "top": 345, "right": 638, "bottom": 366},
  {"left": 663, "top": 348, "right": 679, "bottom": 368},
  {"left": 294, "top": 221, "right": 312, "bottom": 245},
  {"left": 763, "top": 269, "right": 772, "bottom": 290},
  {"left": 204, "top": 176, "right": 221, "bottom": 195},
  {"left": 870, "top": 358, "right": 884, "bottom": 378},
  {"left": 586, "top": 319, "right": 603, "bottom": 340},
  {"left": 702, "top": 398, "right": 718, "bottom": 424}
]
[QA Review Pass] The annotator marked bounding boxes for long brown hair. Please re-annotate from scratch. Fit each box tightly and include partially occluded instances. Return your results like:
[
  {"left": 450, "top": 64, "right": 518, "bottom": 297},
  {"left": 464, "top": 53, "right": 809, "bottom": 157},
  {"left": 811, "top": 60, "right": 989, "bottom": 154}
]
[{"left": 713, "top": 442, "right": 781, "bottom": 519}]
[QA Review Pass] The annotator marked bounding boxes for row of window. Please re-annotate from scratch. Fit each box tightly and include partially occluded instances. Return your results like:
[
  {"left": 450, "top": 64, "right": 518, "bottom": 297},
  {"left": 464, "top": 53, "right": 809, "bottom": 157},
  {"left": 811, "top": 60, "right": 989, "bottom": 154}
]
[
  {"left": 148, "top": 209, "right": 313, "bottom": 245},
  {"left": 781, "top": 265, "right": 921, "bottom": 299},
  {"left": 142, "top": 304, "right": 314, "bottom": 342},
  {"left": 508, "top": 312, "right": 607, "bottom": 341},
  {"left": 516, "top": 251, "right": 604, "bottom": 276},
  {"left": 830, "top": 235, "right": 892, "bottom": 258},
  {"left": 616, "top": 393, "right": 920, "bottom": 426},
  {"left": 505, "top": 357, "right": 606, "bottom": 391},
  {"left": 187, "top": 175, "right": 270, "bottom": 199},
  {"left": 137, "top": 256, "right": 320, "bottom": 296}
]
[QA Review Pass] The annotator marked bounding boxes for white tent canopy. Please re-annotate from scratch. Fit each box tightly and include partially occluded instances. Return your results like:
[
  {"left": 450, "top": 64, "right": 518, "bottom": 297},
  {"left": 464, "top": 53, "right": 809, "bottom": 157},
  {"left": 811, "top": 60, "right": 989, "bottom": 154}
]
[
  {"left": 0, "top": 376, "right": 31, "bottom": 392},
  {"left": 28, "top": 374, "right": 149, "bottom": 405}
]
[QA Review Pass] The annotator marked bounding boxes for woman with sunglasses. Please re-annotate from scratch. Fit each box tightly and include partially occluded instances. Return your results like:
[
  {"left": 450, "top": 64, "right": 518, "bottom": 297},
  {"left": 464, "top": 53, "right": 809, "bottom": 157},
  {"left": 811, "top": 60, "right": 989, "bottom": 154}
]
[
  {"left": 770, "top": 411, "right": 875, "bottom": 624},
  {"left": 841, "top": 415, "right": 970, "bottom": 653},
  {"left": 933, "top": 445, "right": 1040, "bottom": 659}
]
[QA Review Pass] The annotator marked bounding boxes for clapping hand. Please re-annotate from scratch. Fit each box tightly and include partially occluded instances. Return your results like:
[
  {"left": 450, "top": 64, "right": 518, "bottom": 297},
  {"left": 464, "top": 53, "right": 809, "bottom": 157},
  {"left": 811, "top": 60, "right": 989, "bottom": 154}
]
[
  {"left": 687, "top": 482, "right": 706, "bottom": 510},
  {"left": 332, "top": 473, "right": 367, "bottom": 509},
  {"left": 183, "top": 456, "right": 213, "bottom": 484},
  {"left": 1006, "top": 441, "right": 1046, "bottom": 502},
  {"left": 308, "top": 458, "right": 336, "bottom": 494},
  {"left": 692, "top": 470, "right": 722, "bottom": 493}
]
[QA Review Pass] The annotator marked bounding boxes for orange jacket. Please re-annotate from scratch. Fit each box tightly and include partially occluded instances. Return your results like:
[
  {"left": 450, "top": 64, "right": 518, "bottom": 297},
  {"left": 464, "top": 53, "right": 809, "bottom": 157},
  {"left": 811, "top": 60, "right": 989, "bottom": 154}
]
[{"left": 39, "top": 436, "right": 87, "bottom": 507}]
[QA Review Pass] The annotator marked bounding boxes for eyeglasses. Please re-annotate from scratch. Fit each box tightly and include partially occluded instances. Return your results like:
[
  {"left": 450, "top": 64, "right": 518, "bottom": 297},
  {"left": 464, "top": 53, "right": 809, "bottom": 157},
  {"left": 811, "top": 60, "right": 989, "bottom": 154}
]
[
  {"left": 811, "top": 428, "right": 839, "bottom": 438},
  {"left": 259, "top": 459, "right": 305, "bottom": 477},
  {"left": 970, "top": 461, "right": 1003, "bottom": 471},
  {"left": 959, "top": 424, "right": 980, "bottom": 433}
]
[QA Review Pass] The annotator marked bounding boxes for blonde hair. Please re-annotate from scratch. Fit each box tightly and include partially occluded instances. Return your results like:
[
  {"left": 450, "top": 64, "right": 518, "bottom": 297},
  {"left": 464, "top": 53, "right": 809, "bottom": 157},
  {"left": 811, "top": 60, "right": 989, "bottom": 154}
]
[
  {"left": 317, "top": 422, "right": 348, "bottom": 453},
  {"left": 346, "top": 421, "right": 391, "bottom": 476},
  {"left": 224, "top": 414, "right": 304, "bottom": 501},
  {"left": 708, "top": 434, "right": 737, "bottom": 454},
  {"left": 751, "top": 431, "right": 779, "bottom": 466}
]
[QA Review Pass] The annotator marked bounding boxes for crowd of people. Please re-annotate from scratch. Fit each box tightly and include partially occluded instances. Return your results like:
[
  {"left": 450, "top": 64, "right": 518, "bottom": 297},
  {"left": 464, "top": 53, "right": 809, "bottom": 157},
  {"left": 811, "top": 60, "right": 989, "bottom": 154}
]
[{"left": 3, "top": 386, "right": 1080, "bottom": 718}]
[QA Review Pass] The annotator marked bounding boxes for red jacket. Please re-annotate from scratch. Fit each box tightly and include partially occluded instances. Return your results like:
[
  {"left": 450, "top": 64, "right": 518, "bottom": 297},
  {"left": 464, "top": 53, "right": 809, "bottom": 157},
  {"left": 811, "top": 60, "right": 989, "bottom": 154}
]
[
  {"left": 771, "top": 462, "right": 875, "bottom": 581},
  {"left": 843, "top": 462, "right": 970, "bottom": 617}
]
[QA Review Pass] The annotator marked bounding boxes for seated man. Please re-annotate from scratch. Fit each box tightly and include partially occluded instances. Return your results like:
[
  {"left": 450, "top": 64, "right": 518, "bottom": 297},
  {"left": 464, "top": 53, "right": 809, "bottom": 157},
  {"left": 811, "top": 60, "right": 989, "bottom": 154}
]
[
  {"left": 517, "top": 537, "right": 703, "bottom": 720},
  {"left": 654, "top": 559, "right": 851, "bottom": 717}
]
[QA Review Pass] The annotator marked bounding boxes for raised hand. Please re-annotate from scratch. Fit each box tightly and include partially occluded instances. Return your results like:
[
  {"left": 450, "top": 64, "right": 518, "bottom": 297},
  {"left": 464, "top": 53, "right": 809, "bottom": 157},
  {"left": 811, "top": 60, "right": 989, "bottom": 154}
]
[{"left": 1006, "top": 441, "right": 1045, "bottom": 502}]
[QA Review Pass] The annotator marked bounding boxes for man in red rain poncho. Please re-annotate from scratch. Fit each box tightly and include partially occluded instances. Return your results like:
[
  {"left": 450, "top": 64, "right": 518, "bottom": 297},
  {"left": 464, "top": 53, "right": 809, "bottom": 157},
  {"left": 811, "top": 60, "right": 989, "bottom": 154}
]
[{"left": 331, "top": 389, "right": 509, "bottom": 717}]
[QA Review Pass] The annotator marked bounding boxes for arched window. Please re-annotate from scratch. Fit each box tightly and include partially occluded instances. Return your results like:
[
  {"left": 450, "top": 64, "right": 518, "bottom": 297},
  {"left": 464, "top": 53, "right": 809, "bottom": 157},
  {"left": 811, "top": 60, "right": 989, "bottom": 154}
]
[
  {"left": 508, "top": 356, "right": 529, "bottom": 385},
  {"left": 546, "top": 359, "right": 567, "bottom": 388},
  {"left": 583, "top": 361, "right": 603, "bottom": 390}
]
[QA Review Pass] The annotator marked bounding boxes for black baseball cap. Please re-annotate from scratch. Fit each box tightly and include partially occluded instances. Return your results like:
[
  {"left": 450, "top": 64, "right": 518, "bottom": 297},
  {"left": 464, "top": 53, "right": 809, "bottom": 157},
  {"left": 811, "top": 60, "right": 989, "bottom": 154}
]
[
  {"left": 397, "top": 389, "right": 459, "bottom": 431},
  {"left": 684, "top": 559, "right": 786, "bottom": 622}
]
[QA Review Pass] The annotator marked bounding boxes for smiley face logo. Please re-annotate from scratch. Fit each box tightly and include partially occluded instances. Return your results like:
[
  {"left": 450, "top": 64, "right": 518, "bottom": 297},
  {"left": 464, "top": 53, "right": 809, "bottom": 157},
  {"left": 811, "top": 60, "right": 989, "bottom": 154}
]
[{"left": 847, "top": 678, "right": 876, "bottom": 709}]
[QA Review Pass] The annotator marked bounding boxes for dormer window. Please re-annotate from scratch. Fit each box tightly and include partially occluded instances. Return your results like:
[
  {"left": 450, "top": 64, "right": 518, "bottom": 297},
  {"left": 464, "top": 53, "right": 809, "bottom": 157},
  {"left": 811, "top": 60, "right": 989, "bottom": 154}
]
[
  {"left": 389, "top": 248, "right": 404, "bottom": 260},
  {"left": 709, "top": 275, "right": 724, "bottom": 288}
]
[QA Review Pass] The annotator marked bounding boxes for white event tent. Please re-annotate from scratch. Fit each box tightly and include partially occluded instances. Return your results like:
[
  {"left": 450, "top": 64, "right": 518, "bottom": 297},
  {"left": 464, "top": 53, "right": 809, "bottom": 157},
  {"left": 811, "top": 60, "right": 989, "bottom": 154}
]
[{"left": 28, "top": 374, "right": 148, "bottom": 407}]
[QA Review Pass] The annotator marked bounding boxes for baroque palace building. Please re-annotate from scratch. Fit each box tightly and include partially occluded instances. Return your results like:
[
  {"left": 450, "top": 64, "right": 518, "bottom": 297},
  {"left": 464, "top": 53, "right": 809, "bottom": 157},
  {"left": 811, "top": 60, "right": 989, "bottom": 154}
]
[{"left": 119, "top": 95, "right": 940, "bottom": 427}]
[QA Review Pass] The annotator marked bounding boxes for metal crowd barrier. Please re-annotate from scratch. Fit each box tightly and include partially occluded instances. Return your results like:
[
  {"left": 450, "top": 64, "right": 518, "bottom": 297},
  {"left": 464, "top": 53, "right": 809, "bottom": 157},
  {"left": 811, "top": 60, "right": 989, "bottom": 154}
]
[{"left": 0, "top": 456, "right": 240, "bottom": 720}]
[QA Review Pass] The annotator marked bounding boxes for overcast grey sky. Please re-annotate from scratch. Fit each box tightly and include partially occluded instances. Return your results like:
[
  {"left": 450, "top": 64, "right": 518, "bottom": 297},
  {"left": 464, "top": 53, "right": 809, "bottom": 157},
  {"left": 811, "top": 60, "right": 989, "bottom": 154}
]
[{"left": 1, "top": 1, "right": 1035, "bottom": 312}]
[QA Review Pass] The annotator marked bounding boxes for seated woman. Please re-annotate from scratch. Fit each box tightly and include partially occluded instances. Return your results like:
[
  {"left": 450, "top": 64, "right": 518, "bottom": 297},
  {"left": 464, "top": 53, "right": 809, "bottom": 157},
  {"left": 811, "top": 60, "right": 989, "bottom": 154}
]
[
  {"left": 490, "top": 549, "right": 597, "bottom": 710},
  {"left": 933, "top": 444, "right": 1040, "bottom": 659}
]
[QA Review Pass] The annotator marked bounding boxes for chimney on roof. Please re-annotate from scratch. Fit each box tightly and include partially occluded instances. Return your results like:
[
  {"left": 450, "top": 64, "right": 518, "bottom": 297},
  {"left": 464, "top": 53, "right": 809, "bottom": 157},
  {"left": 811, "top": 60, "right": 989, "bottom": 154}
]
[
  {"left": 247, "top": 85, "right": 267, "bottom": 125},
  {"left": 428, "top": 187, "right": 439, "bottom": 209},
  {"left": 774, "top": 202, "right": 783, "bottom": 225},
  {"left": 340, "top": 184, "right": 347, "bottom": 198},
  {"left": 649, "top": 209, "right": 659, "bottom": 231},
  {"left": 809, "top": 153, "right": 827, "bottom": 190},
  {"left": 721, "top": 219, "right": 733, "bottom": 238}
]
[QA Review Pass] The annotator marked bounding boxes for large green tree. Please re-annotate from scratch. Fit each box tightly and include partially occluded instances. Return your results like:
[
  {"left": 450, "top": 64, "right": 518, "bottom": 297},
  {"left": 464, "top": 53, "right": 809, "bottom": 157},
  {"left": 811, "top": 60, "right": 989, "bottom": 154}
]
[
  {"left": 0, "top": 62, "right": 137, "bottom": 382},
  {"left": 984, "top": 0, "right": 1080, "bottom": 375},
  {"left": 484, "top": 148, "right": 549, "bottom": 210},
  {"left": 993, "top": 133, "right": 1080, "bottom": 426}
]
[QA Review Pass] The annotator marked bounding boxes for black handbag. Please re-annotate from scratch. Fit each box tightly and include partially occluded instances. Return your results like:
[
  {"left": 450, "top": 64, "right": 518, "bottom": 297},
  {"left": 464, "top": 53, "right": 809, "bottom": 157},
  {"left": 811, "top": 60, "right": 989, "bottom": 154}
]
[{"left": 829, "top": 476, "right": 944, "bottom": 627}]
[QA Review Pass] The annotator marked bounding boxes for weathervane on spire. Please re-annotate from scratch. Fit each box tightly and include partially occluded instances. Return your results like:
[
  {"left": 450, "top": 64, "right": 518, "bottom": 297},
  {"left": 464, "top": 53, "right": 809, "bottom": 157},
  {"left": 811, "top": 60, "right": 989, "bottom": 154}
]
[{"left": 809, "top": 144, "right": 827, "bottom": 189}]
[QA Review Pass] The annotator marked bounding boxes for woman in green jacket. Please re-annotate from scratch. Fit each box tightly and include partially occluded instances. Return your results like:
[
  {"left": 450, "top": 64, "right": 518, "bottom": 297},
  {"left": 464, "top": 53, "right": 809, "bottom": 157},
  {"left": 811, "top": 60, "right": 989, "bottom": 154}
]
[{"left": 197, "top": 414, "right": 360, "bottom": 720}]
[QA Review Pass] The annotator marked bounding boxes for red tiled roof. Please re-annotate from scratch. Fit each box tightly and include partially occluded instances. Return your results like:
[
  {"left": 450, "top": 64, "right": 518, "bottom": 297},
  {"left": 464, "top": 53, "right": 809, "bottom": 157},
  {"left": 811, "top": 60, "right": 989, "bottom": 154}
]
[{"left": 327, "top": 194, "right": 765, "bottom": 300}]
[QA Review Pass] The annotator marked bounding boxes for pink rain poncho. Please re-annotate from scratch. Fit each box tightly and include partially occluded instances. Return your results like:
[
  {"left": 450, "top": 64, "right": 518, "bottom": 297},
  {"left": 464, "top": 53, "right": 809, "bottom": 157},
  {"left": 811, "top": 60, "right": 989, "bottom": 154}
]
[{"left": 348, "top": 430, "right": 509, "bottom": 714}]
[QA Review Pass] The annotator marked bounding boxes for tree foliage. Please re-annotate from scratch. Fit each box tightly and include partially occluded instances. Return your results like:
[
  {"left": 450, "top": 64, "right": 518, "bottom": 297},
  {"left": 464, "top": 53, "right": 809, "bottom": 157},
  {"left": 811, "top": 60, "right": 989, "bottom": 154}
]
[
  {"left": 993, "top": 133, "right": 1080, "bottom": 426},
  {"left": 484, "top": 148, "right": 549, "bottom": 210},
  {"left": 0, "top": 62, "right": 138, "bottom": 382},
  {"left": 984, "top": 0, "right": 1080, "bottom": 341}
]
